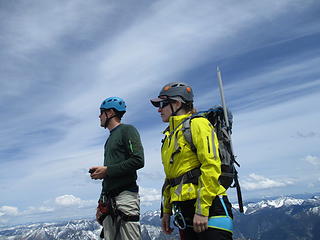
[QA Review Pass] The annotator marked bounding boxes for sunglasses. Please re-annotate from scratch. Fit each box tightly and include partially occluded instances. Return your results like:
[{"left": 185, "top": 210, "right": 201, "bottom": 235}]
[{"left": 155, "top": 99, "right": 174, "bottom": 108}]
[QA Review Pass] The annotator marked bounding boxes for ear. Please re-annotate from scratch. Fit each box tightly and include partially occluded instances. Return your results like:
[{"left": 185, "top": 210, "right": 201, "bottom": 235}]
[{"left": 106, "top": 109, "right": 114, "bottom": 117}]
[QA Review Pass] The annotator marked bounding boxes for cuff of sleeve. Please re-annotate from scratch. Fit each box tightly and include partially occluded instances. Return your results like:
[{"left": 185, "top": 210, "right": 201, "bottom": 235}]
[
  {"left": 195, "top": 206, "right": 209, "bottom": 217},
  {"left": 106, "top": 165, "right": 114, "bottom": 177}
]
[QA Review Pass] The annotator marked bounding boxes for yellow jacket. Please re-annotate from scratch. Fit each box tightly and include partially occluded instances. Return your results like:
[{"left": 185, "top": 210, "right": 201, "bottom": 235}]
[{"left": 162, "top": 113, "right": 227, "bottom": 216}]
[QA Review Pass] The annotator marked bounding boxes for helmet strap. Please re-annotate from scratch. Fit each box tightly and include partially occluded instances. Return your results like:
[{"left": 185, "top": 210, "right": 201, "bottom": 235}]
[
  {"left": 170, "top": 103, "right": 183, "bottom": 117},
  {"left": 103, "top": 112, "right": 117, "bottom": 129}
]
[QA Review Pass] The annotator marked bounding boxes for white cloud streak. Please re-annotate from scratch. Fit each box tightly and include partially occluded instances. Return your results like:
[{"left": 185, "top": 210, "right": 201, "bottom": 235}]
[
  {"left": 140, "top": 187, "right": 162, "bottom": 206},
  {"left": 55, "top": 195, "right": 83, "bottom": 207},
  {"left": 242, "top": 174, "right": 294, "bottom": 191},
  {"left": 0, "top": 206, "right": 19, "bottom": 217},
  {"left": 304, "top": 155, "right": 320, "bottom": 166}
]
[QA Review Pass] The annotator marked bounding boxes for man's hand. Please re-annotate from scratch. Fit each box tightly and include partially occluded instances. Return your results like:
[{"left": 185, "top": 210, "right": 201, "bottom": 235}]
[
  {"left": 193, "top": 213, "right": 208, "bottom": 233},
  {"left": 161, "top": 213, "right": 173, "bottom": 234},
  {"left": 90, "top": 166, "right": 107, "bottom": 179}
]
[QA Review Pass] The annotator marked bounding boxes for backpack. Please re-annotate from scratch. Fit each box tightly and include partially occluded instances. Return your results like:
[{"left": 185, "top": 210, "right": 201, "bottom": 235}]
[{"left": 182, "top": 106, "right": 243, "bottom": 212}]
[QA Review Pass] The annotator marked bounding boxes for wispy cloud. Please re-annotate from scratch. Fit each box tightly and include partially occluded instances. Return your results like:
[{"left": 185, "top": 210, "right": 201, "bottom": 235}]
[
  {"left": 304, "top": 155, "right": 320, "bottom": 167},
  {"left": 0, "top": 206, "right": 19, "bottom": 217},
  {"left": 293, "top": 131, "right": 320, "bottom": 139},
  {"left": 242, "top": 174, "right": 294, "bottom": 191},
  {"left": 54, "top": 195, "right": 93, "bottom": 207},
  {"left": 140, "top": 187, "right": 162, "bottom": 207}
]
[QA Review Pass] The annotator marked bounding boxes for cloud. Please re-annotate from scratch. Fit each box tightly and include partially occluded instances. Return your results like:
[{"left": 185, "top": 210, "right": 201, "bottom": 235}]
[
  {"left": 26, "top": 206, "right": 54, "bottom": 214},
  {"left": 304, "top": 155, "right": 320, "bottom": 166},
  {"left": 140, "top": 187, "right": 161, "bottom": 206},
  {"left": 0, "top": 206, "right": 19, "bottom": 217},
  {"left": 293, "top": 131, "right": 320, "bottom": 138},
  {"left": 242, "top": 174, "right": 294, "bottom": 191},
  {"left": 54, "top": 194, "right": 95, "bottom": 208},
  {"left": 55, "top": 195, "right": 82, "bottom": 207}
]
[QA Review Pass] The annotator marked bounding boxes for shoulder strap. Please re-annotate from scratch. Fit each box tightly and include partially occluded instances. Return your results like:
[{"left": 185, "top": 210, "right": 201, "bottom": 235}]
[
  {"left": 182, "top": 115, "right": 204, "bottom": 153},
  {"left": 182, "top": 118, "right": 196, "bottom": 152}
]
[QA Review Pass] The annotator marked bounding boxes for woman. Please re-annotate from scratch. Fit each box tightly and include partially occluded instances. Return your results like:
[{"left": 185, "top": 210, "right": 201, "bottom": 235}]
[{"left": 150, "top": 82, "right": 233, "bottom": 240}]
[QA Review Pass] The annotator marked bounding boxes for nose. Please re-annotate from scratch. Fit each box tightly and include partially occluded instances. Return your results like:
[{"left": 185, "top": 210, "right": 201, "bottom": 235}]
[{"left": 158, "top": 107, "right": 162, "bottom": 113}]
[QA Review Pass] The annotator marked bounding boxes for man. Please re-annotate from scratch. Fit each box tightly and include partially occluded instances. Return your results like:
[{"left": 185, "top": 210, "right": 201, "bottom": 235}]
[{"left": 90, "top": 96, "right": 144, "bottom": 240}]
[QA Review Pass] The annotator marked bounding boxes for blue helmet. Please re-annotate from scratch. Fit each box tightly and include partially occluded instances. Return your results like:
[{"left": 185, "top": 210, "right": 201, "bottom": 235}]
[{"left": 100, "top": 97, "right": 126, "bottom": 112}]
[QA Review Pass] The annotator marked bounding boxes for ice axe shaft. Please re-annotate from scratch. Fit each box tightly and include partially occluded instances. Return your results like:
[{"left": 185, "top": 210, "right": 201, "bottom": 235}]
[
  {"left": 216, "top": 66, "right": 244, "bottom": 213},
  {"left": 217, "top": 67, "right": 235, "bottom": 154},
  {"left": 217, "top": 67, "right": 230, "bottom": 130}
]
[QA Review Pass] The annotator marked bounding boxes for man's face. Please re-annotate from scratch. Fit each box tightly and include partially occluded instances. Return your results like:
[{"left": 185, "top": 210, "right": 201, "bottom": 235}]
[{"left": 99, "top": 109, "right": 111, "bottom": 127}]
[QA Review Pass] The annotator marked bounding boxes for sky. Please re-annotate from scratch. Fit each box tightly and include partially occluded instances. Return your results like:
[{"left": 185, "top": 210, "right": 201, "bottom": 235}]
[{"left": 0, "top": 0, "right": 320, "bottom": 226}]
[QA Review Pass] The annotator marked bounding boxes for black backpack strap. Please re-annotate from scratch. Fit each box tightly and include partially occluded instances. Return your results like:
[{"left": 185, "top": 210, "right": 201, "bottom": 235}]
[{"left": 167, "top": 168, "right": 201, "bottom": 187}]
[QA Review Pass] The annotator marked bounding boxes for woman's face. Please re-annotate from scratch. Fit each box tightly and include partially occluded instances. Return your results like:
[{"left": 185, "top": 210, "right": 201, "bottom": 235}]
[{"left": 157, "top": 99, "right": 180, "bottom": 122}]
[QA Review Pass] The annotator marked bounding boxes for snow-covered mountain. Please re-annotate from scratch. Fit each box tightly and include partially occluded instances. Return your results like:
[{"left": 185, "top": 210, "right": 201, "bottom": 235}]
[
  {"left": 233, "top": 195, "right": 320, "bottom": 240},
  {"left": 0, "top": 194, "right": 319, "bottom": 240},
  {"left": 0, "top": 220, "right": 101, "bottom": 240},
  {"left": 239, "top": 196, "right": 306, "bottom": 215}
]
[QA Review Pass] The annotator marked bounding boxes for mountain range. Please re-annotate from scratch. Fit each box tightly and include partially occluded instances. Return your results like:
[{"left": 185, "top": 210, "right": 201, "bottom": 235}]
[{"left": 0, "top": 194, "right": 319, "bottom": 240}]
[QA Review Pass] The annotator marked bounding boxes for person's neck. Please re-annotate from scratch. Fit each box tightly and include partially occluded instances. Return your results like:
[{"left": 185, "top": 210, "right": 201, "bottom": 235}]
[
  {"left": 174, "top": 109, "right": 188, "bottom": 116},
  {"left": 107, "top": 120, "right": 121, "bottom": 131}
]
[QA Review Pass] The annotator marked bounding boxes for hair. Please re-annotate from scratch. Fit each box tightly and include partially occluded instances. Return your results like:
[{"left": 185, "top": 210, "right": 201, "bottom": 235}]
[
  {"left": 182, "top": 102, "right": 197, "bottom": 114},
  {"left": 113, "top": 109, "right": 126, "bottom": 120}
]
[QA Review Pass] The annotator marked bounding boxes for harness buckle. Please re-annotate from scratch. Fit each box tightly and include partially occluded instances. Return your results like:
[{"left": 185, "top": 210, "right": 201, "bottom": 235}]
[{"left": 186, "top": 170, "right": 194, "bottom": 179}]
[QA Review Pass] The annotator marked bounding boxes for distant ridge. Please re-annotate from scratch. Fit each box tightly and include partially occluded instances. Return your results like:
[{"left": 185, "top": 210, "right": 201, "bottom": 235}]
[{"left": 1, "top": 193, "right": 319, "bottom": 240}]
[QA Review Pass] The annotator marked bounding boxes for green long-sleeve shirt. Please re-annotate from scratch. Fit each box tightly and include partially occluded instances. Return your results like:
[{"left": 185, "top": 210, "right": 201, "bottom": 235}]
[{"left": 101, "top": 124, "right": 144, "bottom": 194}]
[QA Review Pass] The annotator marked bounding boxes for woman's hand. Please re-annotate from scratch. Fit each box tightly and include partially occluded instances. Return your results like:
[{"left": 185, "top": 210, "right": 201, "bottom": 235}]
[
  {"left": 161, "top": 213, "right": 174, "bottom": 234},
  {"left": 193, "top": 213, "right": 208, "bottom": 232}
]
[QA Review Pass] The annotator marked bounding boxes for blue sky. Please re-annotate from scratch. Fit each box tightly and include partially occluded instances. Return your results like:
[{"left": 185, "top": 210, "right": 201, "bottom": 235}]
[{"left": 1, "top": 0, "right": 320, "bottom": 226}]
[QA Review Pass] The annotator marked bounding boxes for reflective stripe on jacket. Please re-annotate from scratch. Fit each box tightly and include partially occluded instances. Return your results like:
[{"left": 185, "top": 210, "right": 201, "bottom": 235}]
[{"left": 162, "top": 114, "right": 226, "bottom": 216}]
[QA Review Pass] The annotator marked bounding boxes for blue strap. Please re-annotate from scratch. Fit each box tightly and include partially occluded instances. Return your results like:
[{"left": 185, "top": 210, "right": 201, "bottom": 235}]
[
  {"left": 219, "top": 196, "right": 229, "bottom": 217},
  {"left": 207, "top": 196, "right": 233, "bottom": 233},
  {"left": 208, "top": 216, "right": 233, "bottom": 233}
]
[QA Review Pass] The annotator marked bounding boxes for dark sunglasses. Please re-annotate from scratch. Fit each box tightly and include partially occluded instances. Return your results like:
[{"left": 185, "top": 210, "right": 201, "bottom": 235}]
[{"left": 155, "top": 99, "right": 174, "bottom": 108}]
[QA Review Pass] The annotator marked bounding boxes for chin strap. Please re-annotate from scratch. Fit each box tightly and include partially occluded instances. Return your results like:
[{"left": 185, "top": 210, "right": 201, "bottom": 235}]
[
  {"left": 170, "top": 103, "right": 183, "bottom": 117},
  {"left": 103, "top": 113, "right": 117, "bottom": 129}
]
